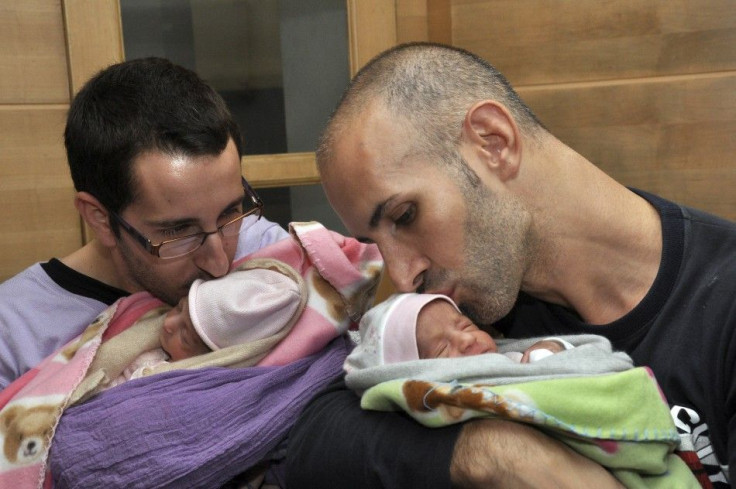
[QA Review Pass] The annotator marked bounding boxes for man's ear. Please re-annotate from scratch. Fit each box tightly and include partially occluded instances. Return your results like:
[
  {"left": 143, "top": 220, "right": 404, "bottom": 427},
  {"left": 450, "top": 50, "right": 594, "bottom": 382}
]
[
  {"left": 460, "top": 100, "right": 521, "bottom": 182},
  {"left": 74, "top": 192, "right": 117, "bottom": 247}
]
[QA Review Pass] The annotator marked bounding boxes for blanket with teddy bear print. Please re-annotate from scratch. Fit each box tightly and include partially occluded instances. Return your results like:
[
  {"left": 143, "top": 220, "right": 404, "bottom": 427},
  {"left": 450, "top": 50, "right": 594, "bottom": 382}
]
[{"left": 0, "top": 221, "right": 383, "bottom": 489}]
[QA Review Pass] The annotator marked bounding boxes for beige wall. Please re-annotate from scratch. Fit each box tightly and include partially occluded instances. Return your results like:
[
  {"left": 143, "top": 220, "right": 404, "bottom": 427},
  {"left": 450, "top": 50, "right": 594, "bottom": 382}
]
[{"left": 397, "top": 0, "right": 736, "bottom": 220}]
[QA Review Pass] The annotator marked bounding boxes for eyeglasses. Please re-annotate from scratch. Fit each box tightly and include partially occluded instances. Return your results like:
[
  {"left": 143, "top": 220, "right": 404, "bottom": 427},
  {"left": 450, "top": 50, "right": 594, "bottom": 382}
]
[{"left": 108, "top": 177, "right": 263, "bottom": 259}]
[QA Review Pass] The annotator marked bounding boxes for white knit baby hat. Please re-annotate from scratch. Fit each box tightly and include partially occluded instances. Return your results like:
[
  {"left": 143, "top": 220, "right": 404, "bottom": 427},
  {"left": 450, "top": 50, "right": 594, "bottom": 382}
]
[
  {"left": 188, "top": 267, "right": 303, "bottom": 350},
  {"left": 344, "top": 293, "right": 459, "bottom": 371}
]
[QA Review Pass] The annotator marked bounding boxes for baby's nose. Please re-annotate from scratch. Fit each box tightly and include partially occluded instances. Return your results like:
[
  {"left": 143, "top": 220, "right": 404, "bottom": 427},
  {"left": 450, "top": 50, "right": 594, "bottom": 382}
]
[
  {"left": 162, "top": 317, "right": 175, "bottom": 334},
  {"left": 456, "top": 332, "right": 477, "bottom": 352}
]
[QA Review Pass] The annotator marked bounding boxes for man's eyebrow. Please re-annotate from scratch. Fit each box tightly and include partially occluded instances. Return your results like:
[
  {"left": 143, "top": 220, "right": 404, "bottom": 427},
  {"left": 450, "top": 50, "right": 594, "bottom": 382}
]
[
  {"left": 222, "top": 193, "right": 246, "bottom": 212},
  {"left": 353, "top": 202, "right": 385, "bottom": 243},
  {"left": 144, "top": 194, "right": 244, "bottom": 228},
  {"left": 145, "top": 217, "right": 198, "bottom": 229},
  {"left": 369, "top": 194, "right": 399, "bottom": 228},
  {"left": 368, "top": 201, "right": 386, "bottom": 229},
  {"left": 355, "top": 196, "right": 396, "bottom": 242}
]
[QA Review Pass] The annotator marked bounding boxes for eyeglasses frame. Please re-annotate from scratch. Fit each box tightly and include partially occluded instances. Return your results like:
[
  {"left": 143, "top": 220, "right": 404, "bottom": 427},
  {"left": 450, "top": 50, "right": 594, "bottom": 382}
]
[{"left": 108, "top": 177, "right": 263, "bottom": 259}]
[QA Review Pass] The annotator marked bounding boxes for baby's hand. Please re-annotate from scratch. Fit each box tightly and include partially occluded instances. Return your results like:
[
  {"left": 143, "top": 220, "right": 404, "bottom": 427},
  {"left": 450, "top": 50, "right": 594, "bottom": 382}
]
[{"left": 520, "top": 339, "right": 567, "bottom": 363}]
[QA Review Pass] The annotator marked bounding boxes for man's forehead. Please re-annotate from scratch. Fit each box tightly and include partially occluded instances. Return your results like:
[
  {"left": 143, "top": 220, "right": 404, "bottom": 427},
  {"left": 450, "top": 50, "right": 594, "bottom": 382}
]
[
  {"left": 322, "top": 107, "right": 430, "bottom": 228},
  {"left": 322, "top": 157, "right": 392, "bottom": 226},
  {"left": 127, "top": 149, "right": 242, "bottom": 218},
  {"left": 133, "top": 139, "right": 239, "bottom": 182}
]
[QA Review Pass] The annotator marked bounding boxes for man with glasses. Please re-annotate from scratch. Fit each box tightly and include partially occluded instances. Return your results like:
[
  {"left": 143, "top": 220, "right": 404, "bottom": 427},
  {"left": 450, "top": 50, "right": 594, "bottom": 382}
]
[
  {"left": 108, "top": 177, "right": 263, "bottom": 261},
  {"left": 0, "top": 57, "right": 288, "bottom": 389}
]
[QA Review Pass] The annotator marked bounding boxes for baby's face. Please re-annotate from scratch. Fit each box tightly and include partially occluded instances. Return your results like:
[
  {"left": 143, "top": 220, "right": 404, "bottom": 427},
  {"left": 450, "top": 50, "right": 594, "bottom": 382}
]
[
  {"left": 416, "top": 299, "right": 497, "bottom": 359},
  {"left": 160, "top": 297, "right": 211, "bottom": 361}
]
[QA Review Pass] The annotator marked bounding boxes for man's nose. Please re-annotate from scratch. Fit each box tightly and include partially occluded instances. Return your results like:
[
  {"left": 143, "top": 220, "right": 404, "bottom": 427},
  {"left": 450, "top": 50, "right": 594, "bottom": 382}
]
[
  {"left": 381, "top": 242, "right": 429, "bottom": 293},
  {"left": 193, "top": 232, "right": 231, "bottom": 278}
]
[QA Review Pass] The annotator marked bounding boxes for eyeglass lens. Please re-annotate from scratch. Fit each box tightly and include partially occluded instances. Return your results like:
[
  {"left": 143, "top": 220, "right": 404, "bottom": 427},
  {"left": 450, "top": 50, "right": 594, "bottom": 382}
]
[{"left": 157, "top": 209, "right": 258, "bottom": 259}]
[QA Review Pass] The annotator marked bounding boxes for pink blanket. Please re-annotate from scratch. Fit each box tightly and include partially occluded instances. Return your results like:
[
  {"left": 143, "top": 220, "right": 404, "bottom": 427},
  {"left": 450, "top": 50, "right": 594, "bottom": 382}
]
[
  {"left": 250, "top": 221, "right": 383, "bottom": 365},
  {"left": 0, "top": 292, "right": 162, "bottom": 488}
]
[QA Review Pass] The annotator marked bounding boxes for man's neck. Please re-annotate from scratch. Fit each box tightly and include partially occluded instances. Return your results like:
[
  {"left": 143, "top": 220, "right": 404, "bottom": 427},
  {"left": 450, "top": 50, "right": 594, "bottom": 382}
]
[
  {"left": 519, "top": 143, "right": 663, "bottom": 325},
  {"left": 60, "top": 239, "right": 127, "bottom": 291}
]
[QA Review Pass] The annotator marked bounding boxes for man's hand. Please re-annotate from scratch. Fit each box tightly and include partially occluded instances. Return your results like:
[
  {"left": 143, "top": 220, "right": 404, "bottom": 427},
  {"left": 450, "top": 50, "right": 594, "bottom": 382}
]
[{"left": 450, "top": 419, "right": 625, "bottom": 488}]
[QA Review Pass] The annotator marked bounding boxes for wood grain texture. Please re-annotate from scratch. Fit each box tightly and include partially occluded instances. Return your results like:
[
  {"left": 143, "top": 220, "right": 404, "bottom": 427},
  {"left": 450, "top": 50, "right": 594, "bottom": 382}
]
[
  {"left": 0, "top": 0, "right": 69, "bottom": 103},
  {"left": 241, "top": 152, "right": 320, "bottom": 188},
  {"left": 0, "top": 107, "right": 80, "bottom": 281},
  {"left": 397, "top": 0, "right": 452, "bottom": 44},
  {"left": 451, "top": 0, "right": 736, "bottom": 86},
  {"left": 427, "top": 0, "right": 452, "bottom": 44},
  {"left": 435, "top": 0, "right": 736, "bottom": 221},
  {"left": 63, "top": 0, "right": 125, "bottom": 243},
  {"left": 347, "top": 0, "right": 397, "bottom": 75},
  {"left": 0, "top": 0, "right": 126, "bottom": 280},
  {"left": 520, "top": 73, "right": 736, "bottom": 220},
  {"left": 63, "top": 0, "right": 125, "bottom": 95},
  {"left": 397, "top": 0, "right": 430, "bottom": 43}
]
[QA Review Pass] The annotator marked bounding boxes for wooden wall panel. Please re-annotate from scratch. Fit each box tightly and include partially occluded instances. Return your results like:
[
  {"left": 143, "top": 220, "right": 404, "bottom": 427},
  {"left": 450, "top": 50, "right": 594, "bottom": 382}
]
[
  {"left": 521, "top": 74, "right": 736, "bottom": 219},
  {"left": 397, "top": 0, "right": 430, "bottom": 43},
  {"left": 242, "top": 153, "right": 319, "bottom": 188},
  {"left": 397, "top": 0, "right": 452, "bottom": 44},
  {"left": 0, "top": 0, "right": 69, "bottom": 103},
  {"left": 427, "top": 0, "right": 452, "bottom": 44},
  {"left": 0, "top": 108, "right": 80, "bottom": 280},
  {"left": 347, "top": 0, "right": 397, "bottom": 75},
  {"left": 0, "top": 0, "right": 125, "bottom": 281},
  {"left": 62, "top": 0, "right": 125, "bottom": 244},
  {"left": 63, "top": 0, "right": 125, "bottom": 94},
  {"left": 0, "top": 108, "right": 69, "bottom": 181},
  {"left": 0, "top": 0, "right": 78, "bottom": 282},
  {"left": 428, "top": 0, "right": 736, "bottom": 221},
  {"left": 452, "top": 0, "right": 736, "bottom": 86}
]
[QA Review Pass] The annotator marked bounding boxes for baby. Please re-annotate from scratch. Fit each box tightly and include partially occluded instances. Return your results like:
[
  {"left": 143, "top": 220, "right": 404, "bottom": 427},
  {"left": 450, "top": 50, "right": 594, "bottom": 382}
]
[
  {"left": 342, "top": 295, "right": 701, "bottom": 489},
  {"left": 346, "top": 293, "right": 574, "bottom": 370},
  {"left": 116, "top": 265, "right": 305, "bottom": 383},
  {"left": 161, "top": 267, "right": 302, "bottom": 360}
]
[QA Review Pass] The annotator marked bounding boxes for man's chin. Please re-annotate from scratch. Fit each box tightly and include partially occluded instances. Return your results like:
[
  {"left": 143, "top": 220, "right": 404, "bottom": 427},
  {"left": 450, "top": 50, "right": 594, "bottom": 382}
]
[
  {"left": 457, "top": 298, "right": 505, "bottom": 327},
  {"left": 154, "top": 286, "right": 190, "bottom": 307}
]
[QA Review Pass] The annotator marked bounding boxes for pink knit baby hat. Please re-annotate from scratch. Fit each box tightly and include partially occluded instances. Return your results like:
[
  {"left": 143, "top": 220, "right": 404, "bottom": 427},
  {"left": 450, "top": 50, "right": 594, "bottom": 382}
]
[
  {"left": 381, "top": 293, "right": 460, "bottom": 363},
  {"left": 188, "top": 268, "right": 302, "bottom": 350}
]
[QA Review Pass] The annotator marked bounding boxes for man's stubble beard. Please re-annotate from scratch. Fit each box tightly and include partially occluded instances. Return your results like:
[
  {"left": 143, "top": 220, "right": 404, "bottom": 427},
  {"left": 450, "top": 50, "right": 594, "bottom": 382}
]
[
  {"left": 451, "top": 160, "right": 533, "bottom": 327},
  {"left": 117, "top": 238, "right": 192, "bottom": 306}
]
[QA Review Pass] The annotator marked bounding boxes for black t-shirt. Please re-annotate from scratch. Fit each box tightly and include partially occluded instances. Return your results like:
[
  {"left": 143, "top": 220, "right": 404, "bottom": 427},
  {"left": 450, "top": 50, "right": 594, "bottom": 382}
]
[{"left": 41, "top": 258, "right": 128, "bottom": 304}]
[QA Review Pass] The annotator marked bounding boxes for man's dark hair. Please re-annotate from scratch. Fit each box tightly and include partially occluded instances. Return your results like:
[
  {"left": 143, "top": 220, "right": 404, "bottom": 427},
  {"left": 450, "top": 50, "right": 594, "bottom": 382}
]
[{"left": 65, "top": 57, "right": 242, "bottom": 214}]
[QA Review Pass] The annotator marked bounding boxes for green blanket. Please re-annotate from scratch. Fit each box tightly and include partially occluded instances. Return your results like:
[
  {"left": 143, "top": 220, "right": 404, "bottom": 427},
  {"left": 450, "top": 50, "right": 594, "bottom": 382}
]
[{"left": 361, "top": 367, "right": 698, "bottom": 488}]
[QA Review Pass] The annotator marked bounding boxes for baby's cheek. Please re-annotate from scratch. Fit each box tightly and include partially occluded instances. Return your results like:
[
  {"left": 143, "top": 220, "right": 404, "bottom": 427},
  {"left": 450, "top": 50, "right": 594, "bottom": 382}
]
[{"left": 159, "top": 333, "right": 172, "bottom": 356}]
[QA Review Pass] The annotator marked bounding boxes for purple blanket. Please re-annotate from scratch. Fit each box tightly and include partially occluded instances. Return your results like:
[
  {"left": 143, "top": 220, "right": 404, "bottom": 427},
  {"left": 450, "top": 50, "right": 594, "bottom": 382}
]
[{"left": 49, "top": 336, "right": 349, "bottom": 489}]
